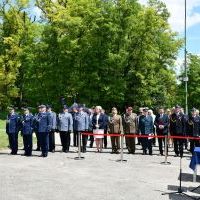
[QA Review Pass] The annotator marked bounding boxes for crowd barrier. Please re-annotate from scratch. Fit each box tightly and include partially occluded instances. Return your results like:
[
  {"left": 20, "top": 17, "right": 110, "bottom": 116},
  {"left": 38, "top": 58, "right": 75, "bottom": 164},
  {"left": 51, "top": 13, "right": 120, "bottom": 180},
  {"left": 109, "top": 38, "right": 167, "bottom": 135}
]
[{"left": 73, "top": 132, "right": 200, "bottom": 164}]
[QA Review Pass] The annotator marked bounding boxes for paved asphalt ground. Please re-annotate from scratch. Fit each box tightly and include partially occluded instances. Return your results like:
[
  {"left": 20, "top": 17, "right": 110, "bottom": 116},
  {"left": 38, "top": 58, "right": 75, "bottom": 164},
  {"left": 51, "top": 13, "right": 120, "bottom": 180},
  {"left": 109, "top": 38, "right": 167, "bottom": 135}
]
[{"left": 1, "top": 134, "right": 200, "bottom": 200}]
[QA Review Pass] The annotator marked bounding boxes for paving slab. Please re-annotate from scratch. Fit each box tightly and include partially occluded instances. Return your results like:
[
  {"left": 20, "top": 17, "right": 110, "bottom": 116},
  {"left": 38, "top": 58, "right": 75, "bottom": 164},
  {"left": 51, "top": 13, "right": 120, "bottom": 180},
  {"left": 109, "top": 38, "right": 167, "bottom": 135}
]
[{"left": 0, "top": 135, "right": 200, "bottom": 200}]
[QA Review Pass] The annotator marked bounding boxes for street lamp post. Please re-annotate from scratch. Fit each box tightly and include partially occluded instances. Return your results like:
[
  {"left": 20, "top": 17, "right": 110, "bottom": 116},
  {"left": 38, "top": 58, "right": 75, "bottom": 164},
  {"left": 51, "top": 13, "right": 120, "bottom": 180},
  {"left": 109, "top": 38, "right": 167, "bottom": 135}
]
[{"left": 184, "top": 0, "right": 188, "bottom": 115}]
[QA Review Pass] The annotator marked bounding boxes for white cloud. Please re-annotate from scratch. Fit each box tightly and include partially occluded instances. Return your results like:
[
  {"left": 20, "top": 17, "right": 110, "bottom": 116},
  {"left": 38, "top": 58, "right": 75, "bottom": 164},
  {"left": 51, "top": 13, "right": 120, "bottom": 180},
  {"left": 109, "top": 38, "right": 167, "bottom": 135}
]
[{"left": 139, "top": 0, "right": 200, "bottom": 32}]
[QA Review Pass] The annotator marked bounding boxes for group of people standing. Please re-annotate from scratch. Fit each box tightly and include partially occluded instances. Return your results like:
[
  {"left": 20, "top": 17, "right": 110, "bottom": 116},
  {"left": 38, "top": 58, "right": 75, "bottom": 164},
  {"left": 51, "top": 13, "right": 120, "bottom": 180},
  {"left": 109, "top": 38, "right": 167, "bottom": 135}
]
[{"left": 5, "top": 103, "right": 200, "bottom": 158}]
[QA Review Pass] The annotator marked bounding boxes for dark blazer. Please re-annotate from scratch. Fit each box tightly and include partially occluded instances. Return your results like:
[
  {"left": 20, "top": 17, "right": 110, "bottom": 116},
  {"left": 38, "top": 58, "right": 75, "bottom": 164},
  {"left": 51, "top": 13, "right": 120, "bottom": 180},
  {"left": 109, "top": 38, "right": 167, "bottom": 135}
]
[
  {"left": 154, "top": 114, "right": 169, "bottom": 135},
  {"left": 169, "top": 113, "right": 185, "bottom": 136},
  {"left": 185, "top": 115, "right": 200, "bottom": 137},
  {"left": 102, "top": 114, "right": 109, "bottom": 130},
  {"left": 139, "top": 115, "right": 153, "bottom": 135},
  {"left": 92, "top": 113, "right": 105, "bottom": 130},
  {"left": 34, "top": 112, "right": 52, "bottom": 133},
  {"left": 6, "top": 113, "right": 21, "bottom": 134},
  {"left": 21, "top": 114, "right": 34, "bottom": 135}
]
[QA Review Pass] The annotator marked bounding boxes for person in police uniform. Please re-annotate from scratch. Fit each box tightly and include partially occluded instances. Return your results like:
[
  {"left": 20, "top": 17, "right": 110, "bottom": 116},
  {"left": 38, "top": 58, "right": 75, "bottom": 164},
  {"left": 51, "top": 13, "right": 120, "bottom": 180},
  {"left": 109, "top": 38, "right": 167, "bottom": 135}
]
[
  {"left": 170, "top": 105, "right": 185, "bottom": 157},
  {"left": 154, "top": 108, "right": 169, "bottom": 156},
  {"left": 185, "top": 108, "right": 200, "bottom": 154},
  {"left": 6, "top": 107, "right": 21, "bottom": 155},
  {"left": 47, "top": 105, "right": 57, "bottom": 153},
  {"left": 73, "top": 105, "right": 89, "bottom": 153},
  {"left": 139, "top": 108, "right": 154, "bottom": 155},
  {"left": 72, "top": 106, "right": 79, "bottom": 147},
  {"left": 108, "top": 107, "right": 123, "bottom": 154},
  {"left": 20, "top": 107, "right": 34, "bottom": 156},
  {"left": 123, "top": 107, "right": 138, "bottom": 154},
  {"left": 33, "top": 109, "right": 41, "bottom": 151},
  {"left": 57, "top": 105, "right": 73, "bottom": 152},
  {"left": 35, "top": 105, "right": 52, "bottom": 157}
]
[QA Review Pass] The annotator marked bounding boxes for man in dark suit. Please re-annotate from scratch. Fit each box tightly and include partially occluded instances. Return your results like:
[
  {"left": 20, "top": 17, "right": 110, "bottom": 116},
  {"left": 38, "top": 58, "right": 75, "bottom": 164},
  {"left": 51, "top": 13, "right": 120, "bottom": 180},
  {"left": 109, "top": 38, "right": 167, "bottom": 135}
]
[
  {"left": 170, "top": 105, "right": 185, "bottom": 157},
  {"left": 185, "top": 108, "right": 200, "bottom": 154},
  {"left": 154, "top": 108, "right": 169, "bottom": 156}
]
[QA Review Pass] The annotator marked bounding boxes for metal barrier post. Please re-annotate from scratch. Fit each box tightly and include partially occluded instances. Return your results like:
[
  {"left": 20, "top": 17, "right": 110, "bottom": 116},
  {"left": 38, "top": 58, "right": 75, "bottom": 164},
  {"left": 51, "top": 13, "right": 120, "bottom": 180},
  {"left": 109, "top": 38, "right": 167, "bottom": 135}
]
[
  {"left": 161, "top": 135, "right": 171, "bottom": 165},
  {"left": 74, "top": 132, "right": 85, "bottom": 160},
  {"left": 116, "top": 134, "right": 127, "bottom": 162}
]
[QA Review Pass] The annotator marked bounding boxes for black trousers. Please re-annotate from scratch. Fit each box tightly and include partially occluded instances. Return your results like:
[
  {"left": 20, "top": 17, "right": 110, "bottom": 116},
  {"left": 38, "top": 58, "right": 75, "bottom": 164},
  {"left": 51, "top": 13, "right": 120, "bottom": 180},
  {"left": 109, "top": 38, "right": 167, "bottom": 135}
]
[
  {"left": 103, "top": 129, "right": 107, "bottom": 148},
  {"left": 8, "top": 132, "right": 18, "bottom": 154},
  {"left": 23, "top": 134, "right": 32, "bottom": 156},
  {"left": 73, "top": 131, "right": 78, "bottom": 147},
  {"left": 35, "top": 131, "right": 41, "bottom": 150},
  {"left": 90, "top": 134, "right": 94, "bottom": 147},
  {"left": 60, "top": 131, "right": 71, "bottom": 151},
  {"left": 39, "top": 132, "right": 49, "bottom": 156},
  {"left": 174, "top": 139, "right": 184, "bottom": 157},
  {"left": 141, "top": 138, "right": 152, "bottom": 155},
  {"left": 157, "top": 135, "right": 168, "bottom": 155},
  {"left": 49, "top": 130, "right": 55, "bottom": 151}
]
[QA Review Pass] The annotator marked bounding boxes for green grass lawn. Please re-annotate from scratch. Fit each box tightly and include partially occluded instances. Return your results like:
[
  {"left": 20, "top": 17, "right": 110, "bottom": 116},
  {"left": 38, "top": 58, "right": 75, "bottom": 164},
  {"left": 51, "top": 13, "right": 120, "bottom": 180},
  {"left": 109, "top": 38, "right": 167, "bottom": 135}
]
[
  {"left": 0, "top": 120, "right": 8, "bottom": 149},
  {"left": 0, "top": 120, "right": 24, "bottom": 150}
]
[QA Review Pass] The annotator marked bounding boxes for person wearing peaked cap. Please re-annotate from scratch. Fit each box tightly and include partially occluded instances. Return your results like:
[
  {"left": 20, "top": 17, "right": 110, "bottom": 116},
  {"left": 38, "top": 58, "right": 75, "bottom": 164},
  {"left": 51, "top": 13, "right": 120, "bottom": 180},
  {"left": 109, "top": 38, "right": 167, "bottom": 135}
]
[
  {"left": 6, "top": 107, "right": 21, "bottom": 155},
  {"left": 34, "top": 105, "right": 52, "bottom": 157},
  {"left": 57, "top": 105, "right": 73, "bottom": 152},
  {"left": 72, "top": 106, "right": 79, "bottom": 147},
  {"left": 38, "top": 104, "right": 46, "bottom": 109},
  {"left": 20, "top": 107, "right": 34, "bottom": 156},
  {"left": 169, "top": 105, "right": 185, "bottom": 157},
  {"left": 73, "top": 105, "right": 89, "bottom": 153},
  {"left": 108, "top": 107, "right": 123, "bottom": 154},
  {"left": 123, "top": 107, "right": 138, "bottom": 154},
  {"left": 46, "top": 105, "right": 57, "bottom": 153},
  {"left": 175, "top": 105, "right": 181, "bottom": 109},
  {"left": 185, "top": 108, "right": 200, "bottom": 154},
  {"left": 33, "top": 106, "right": 44, "bottom": 151}
]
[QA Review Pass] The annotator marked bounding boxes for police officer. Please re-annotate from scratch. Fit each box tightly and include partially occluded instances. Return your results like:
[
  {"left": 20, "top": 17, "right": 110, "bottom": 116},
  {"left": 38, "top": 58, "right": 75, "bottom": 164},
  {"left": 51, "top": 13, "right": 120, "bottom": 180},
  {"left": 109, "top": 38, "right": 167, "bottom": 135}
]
[
  {"left": 47, "top": 105, "right": 57, "bottom": 153},
  {"left": 123, "top": 107, "right": 138, "bottom": 154},
  {"left": 21, "top": 107, "right": 34, "bottom": 156},
  {"left": 6, "top": 107, "right": 21, "bottom": 155},
  {"left": 170, "top": 105, "right": 185, "bottom": 157},
  {"left": 139, "top": 108, "right": 154, "bottom": 155},
  {"left": 33, "top": 110, "right": 41, "bottom": 151},
  {"left": 72, "top": 106, "right": 79, "bottom": 147},
  {"left": 57, "top": 105, "right": 73, "bottom": 152},
  {"left": 154, "top": 108, "right": 169, "bottom": 156},
  {"left": 35, "top": 105, "right": 52, "bottom": 157},
  {"left": 74, "top": 105, "right": 89, "bottom": 153},
  {"left": 185, "top": 108, "right": 200, "bottom": 154}
]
